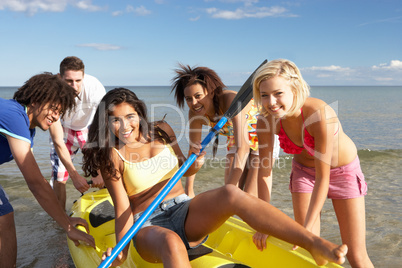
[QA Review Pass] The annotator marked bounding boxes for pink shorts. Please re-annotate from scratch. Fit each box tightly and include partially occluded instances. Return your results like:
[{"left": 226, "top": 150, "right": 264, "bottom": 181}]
[{"left": 289, "top": 156, "right": 367, "bottom": 199}]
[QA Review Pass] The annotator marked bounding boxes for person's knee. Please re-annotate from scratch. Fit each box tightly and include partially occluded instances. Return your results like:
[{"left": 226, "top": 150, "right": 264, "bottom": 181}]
[
  {"left": 54, "top": 180, "right": 67, "bottom": 188},
  {"left": 0, "top": 213, "right": 17, "bottom": 268},
  {"left": 220, "top": 184, "right": 244, "bottom": 205},
  {"left": 141, "top": 230, "right": 186, "bottom": 263},
  {"left": 161, "top": 231, "right": 186, "bottom": 252},
  {"left": 0, "top": 212, "right": 16, "bottom": 232}
]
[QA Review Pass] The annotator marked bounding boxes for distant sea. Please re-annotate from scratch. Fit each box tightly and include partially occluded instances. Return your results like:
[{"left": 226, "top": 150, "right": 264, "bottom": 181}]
[{"left": 0, "top": 85, "right": 401, "bottom": 267}]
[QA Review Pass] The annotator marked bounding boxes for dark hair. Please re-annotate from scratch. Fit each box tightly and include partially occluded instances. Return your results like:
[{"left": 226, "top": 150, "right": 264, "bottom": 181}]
[
  {"left": 171, "top": 64, "right": 226, "bottom": 117},
  {"left": 13, "top": 72, "right": 78, "bottom": 118},
  {"left": 59, "top": 56, "right": 85, "bottom": 76},
  {"left": 82, "top": 87, "right": 171, "bottom": 178},
  {"left": 171, "top": 64, "right": 226, "bottom": 157}
]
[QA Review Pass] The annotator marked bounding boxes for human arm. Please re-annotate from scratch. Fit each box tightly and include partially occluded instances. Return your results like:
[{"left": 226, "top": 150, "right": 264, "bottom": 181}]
[
  {"left": 185, "top": 174, "right": 196, "bottom": 198},
  {"left": 256, "top": 115, "right": 276, "bottom": 203},
  {"left": 101, "top": 151, "right": 132, "bottom": 265},
  {"left": 303, "top": 103, "right": 338, "bottom": 232},
  {"left": 225, "top": 96, "right": 252, "bottom": 186},
  {"left": 253, "top": 115, "right": 275, "bottom": 250},
  {"left": 7, "top": 135, "right": 95, "bottom": 248},
  {"left": 49, "top": 120, "right": 90, "bottom": 193}
]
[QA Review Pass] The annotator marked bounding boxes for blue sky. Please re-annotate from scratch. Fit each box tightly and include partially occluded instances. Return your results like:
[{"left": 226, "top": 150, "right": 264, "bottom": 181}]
[{"left": 0, "top": 0, "right": 401, "bottom": 86}]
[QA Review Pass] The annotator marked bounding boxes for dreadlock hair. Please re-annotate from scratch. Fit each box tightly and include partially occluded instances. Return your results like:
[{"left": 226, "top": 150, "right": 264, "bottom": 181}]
[
  {"left": 59, "top": 56, "right": 85, "bottom": 76},
  {"left": 13, "top": 72, "right": 78, "bottom": 118},
  {"left": 82, "top": 87, "right": 172, "bottom": 179}
]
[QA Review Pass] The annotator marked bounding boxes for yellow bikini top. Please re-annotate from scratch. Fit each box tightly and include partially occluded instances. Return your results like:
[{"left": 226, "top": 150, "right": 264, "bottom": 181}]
[{"left": 113, "top": 144, "right": 179, "bottom": 196}]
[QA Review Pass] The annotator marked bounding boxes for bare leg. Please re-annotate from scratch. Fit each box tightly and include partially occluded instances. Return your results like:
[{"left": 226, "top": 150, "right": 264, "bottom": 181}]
[
  {"left": 237, "top": 164, "right": 248, "bottom": 191},
  {"left": 224, "top": 154, "right": 235, "bottom": 185},
  {"left": 292, "top": 192, "right": 321, "bottom": 236},
  {"left": 185, "top": 185, "right": 347, "bottom": 266},
  {"left": 242, "top": 154, "right": 259, "bottom": 197},
  {"left": 135, "top": 226, "right": 191, "bottom": 268},
  {"left": 0, "top": 212, "right": 17, "bottom": 268},
  {"left": 52, "top": 180, "right": 67, "bottom": 211},
  {"left": 333, "top": 197, "right": 373, "bottom": 268}
]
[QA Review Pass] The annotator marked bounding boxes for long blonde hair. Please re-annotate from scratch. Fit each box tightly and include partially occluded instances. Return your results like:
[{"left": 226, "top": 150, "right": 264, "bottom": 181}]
[{"left": 253, "top": 59, "right": 310, "bottom": 117}]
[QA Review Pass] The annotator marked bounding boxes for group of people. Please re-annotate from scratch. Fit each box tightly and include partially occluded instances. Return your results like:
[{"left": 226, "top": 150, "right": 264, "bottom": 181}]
[{"left": 0, "top": 57, "right": 373, "bottom": 268}]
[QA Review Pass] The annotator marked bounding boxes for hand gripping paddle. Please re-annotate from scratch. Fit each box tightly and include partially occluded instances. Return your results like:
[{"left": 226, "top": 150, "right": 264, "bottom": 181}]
[{"left": 98, "top": 59, "right": 267, "bottom": 268}]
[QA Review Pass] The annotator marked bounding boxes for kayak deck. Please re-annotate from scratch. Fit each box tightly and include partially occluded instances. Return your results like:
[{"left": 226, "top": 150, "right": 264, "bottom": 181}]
[{"left": 68, "top": 189, "right": 343, "bottom": 268}]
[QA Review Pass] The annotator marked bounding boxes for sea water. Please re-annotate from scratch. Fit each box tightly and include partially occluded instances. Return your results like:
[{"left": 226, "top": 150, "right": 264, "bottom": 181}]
[{"left": 0, "top": 85, "right": 401, "bottom": 267}]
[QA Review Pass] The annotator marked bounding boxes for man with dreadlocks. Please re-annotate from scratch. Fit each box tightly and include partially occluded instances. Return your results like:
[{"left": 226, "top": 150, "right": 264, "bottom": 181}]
[{"left": 0, "top": 73, "right": 95, "bottom": 268}]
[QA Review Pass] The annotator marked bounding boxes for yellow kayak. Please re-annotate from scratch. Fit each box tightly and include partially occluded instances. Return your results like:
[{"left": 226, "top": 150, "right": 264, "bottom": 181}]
[{"left": 68, "top": 188, "right": 343, "bottom": 268}]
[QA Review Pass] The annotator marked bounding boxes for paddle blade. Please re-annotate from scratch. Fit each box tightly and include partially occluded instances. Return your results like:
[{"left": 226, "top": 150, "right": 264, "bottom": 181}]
[{"left": 224, "top": 59, "right": 267, "bottom": 119}]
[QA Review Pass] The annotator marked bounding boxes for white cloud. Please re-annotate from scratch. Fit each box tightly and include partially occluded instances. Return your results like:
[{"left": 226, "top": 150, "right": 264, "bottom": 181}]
[
  {"left": 0, "top": 0, "right": 102, "bottom": 15},
  {"left": 358, "top": 16, "right": 402, "bottom": 27},
  {"left": 215, "top": 0, "right": 259, "bottom": 5},
  {"left": 77, "top": 43, "right": 122, "bottom": 51},
  {"left": 0, "top": 0, "right": 67, "bottom": 15},
  {"left": 305, "top": 65, "right": 351, "bottom": 72},
  {"left": 74, "top": 0, "right": 102, "bottom": 12},
  {"left": 372, "top": 60, "right": 402, "bottom": 70},
  {"left": 189, "top": 16, "right": 201, "bottom": 21},
  {"left": 301, "top": 61, "right": 402, "bottom": 85},
  {"left": 206, "top": 6, "right": 296, "bottom": 19},
  {"left": 112, "top": 10, "right": 123, "bottom": 16},
  {"left": 113, "top": 5, "right": 152, "bottom": 17},
  {"left": 126, "top": 5, "right": 151, "bottom": 16},
  {"left": 373, "top": 77, "right": 394, "bottom": 82}
]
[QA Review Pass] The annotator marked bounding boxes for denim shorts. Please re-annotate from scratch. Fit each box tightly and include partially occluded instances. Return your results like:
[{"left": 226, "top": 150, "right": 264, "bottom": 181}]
[
  {"left": 0, "top": 185, "right": 14, "bottom": 216},
  {"left": 132, "top": 194, "right": 207, "bottom": 249},
  {"left": 289, "top": 156, "right": 368, "bottom": 199}
]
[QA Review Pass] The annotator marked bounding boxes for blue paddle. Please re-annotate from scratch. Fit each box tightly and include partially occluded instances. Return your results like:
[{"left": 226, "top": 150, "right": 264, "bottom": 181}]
[{"left": 98, "top": 59, "right": 267, "bottom": 268}]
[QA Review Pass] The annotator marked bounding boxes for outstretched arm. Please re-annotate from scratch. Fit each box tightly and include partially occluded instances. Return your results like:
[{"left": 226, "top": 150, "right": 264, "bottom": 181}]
[
  {"left": 225, "top": 100, "right": 252, "bottom": 186},
  {"left": 49, "top": 121, "right": 90, "bottom": 193},
  {"left": 7, "top": 135, "right": 95, "bottom": 248},
  {"left": 185, "top": 174, "right": 196, "bottom": 198},
  {"left": 256, "top": 115, "right": 276, "bottom": 203},
  {"left": 303, "top": 104, "right": 337, "bottom": 232},
  {"left": 253, "top": 115, "right": 276, "bottom": 251},
  {"left": 101, "top": 151, "right": 132, "bottom": 266}
]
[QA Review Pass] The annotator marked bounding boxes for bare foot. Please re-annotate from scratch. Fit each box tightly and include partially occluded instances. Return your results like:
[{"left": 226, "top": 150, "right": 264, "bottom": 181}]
[{"left": 309, "top": 237, "right": 348, "bottom": 266}]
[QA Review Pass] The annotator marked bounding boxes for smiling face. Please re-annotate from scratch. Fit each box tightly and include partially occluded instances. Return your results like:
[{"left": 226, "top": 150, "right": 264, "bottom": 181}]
[
  {"left": 109, "top": 102, "right": 141, "bottom": 144},
  {"left": 30, "top": 103, "right": 63, "bottom": 130},
  {"left": 183, "top": 83, "right": 214, "bottom": 117},
  {"left": 259, "top": 76, "right": 294, "bottom": 118}
]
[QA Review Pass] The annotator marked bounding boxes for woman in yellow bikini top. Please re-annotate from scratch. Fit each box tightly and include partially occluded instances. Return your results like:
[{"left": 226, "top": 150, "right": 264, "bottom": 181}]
[{"left": 113, "top": 144, "right": 179, "bottom": 196}]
